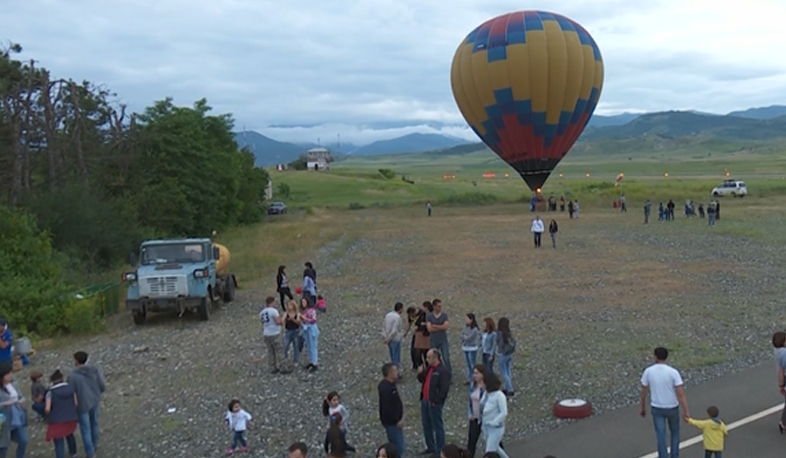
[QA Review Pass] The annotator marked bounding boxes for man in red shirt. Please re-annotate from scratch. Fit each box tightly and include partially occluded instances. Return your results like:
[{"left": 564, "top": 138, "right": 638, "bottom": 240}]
[{"left": 417, "top": 349, "right": 451, "bottom": 456}]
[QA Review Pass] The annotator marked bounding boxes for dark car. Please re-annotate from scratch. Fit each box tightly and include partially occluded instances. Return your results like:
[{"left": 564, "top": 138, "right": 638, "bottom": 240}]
[{"left": 267, "top": 201, "right": 287, "bottom": 215}]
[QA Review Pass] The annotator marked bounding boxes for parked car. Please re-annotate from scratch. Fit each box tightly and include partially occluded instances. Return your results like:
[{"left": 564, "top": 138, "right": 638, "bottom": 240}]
[
  {"left": 711, "top": 180, "right": 747, "bottom": 197},
  {"left": 268, "top": 201, "right": 288, "bottom": 215}
]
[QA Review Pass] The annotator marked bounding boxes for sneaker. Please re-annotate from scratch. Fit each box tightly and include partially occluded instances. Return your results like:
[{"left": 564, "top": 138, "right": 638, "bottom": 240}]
[
  {"left": 226, "top": 448, "right": 235, "bottom": 456},
  {"left": 308, "top": 365, "right": 318, "bottom": 372},
  {"left": 239, "top": 446, "right": 249, "bottom": 453},
  {"left": 270, "top": 368, "right": 280, "bottom": 374}
]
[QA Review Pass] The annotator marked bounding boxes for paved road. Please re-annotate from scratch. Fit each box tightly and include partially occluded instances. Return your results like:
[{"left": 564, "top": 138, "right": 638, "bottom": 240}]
[{"left": 505, "top": 361, "right": 785, "bottom": 457}]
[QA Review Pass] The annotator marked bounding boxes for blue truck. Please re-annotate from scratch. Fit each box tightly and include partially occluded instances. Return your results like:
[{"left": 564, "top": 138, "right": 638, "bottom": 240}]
[{"left": 122, "top": 238, "right": 236, "bottom": 325}]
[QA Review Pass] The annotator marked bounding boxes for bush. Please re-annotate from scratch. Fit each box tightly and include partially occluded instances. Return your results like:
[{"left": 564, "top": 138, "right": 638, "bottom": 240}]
[
  {"left": 378, "top": 168, "right": 397, "bottom": 179},
  {"left": 437, "top": 192, "right": 500, "bottom": 206},
  {"left": 348, "top": 202, "right": 366, "bottom": 210},
  {"left": 62, "top": 297, "right": 104, "bottom": 335}
]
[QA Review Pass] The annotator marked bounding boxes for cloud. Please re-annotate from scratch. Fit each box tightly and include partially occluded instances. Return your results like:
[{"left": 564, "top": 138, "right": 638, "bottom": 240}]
[{"left": 3, "top": 0, "right": 786, "bottom": 144}]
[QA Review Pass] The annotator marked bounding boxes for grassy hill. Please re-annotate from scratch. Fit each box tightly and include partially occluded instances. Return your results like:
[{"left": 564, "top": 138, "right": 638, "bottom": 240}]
[{"left": 582, "top": 111, "right": 786, "bottom": 141}]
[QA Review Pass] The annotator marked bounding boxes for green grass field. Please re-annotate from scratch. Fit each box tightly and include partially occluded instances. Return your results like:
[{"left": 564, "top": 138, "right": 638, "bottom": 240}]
[{"left": 269, "top": 138, "right": 786, "bottom": 211}]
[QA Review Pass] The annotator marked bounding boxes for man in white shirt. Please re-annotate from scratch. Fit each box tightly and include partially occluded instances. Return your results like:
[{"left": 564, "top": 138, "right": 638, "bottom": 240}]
[
  {"left": 531, "top": 215, "right": 545, "bottom": 248},
  {"left": 640, "top": 347, "right": 690, "bottom": 458},
  {"left": 260, "top": 296, "right": 283, "bottom": 374},
  {"left": 382, "top": 302, "right": 405, "bottom": 374}
]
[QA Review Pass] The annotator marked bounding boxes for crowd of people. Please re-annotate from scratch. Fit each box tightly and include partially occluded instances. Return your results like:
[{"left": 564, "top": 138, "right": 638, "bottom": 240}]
[
  {"left": 251, "top": 280, "right": 529, "bottom": 458},
  {"left": 0, "top": 342, "right": 106, "bottom": 458},
  {"left": 643, "top": 197, "right": 722, "bottom": 225}
]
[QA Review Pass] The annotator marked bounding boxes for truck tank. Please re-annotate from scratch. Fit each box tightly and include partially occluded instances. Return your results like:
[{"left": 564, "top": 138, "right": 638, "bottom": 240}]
[{"left": 214, "top": 243, "right": 231, "bottom": 277}]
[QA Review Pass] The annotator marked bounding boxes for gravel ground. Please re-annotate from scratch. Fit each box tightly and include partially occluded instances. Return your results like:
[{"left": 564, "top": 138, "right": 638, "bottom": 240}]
[{"left": 12, "top": 209, "right": 785, "bottom": 458}]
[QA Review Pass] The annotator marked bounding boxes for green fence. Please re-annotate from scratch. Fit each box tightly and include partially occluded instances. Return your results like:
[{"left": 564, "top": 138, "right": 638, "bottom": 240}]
[{"left": 76, "top": 282, "right": 122, "bottom": 317}]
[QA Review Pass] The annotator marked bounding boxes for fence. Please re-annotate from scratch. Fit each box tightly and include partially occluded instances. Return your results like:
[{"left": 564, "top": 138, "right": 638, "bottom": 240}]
[{"left": 75, "top": 282, "right": 123, "bottom": 317}]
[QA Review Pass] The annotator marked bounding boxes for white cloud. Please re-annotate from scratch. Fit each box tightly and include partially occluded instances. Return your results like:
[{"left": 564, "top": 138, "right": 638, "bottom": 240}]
[{"left": 3, "top": 0, "right": 785, "bottom": 144}]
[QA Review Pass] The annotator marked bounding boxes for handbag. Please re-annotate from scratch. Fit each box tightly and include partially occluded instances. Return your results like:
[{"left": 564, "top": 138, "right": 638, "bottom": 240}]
[{"left": 9, "top": 403, "right": 26, "bottom": 428}]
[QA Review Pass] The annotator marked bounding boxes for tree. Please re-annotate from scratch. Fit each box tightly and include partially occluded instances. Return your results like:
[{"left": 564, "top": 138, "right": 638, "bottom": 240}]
[
  {"left": 0, "top": 43, "right": 271, "bottom": 278},
  {"left": 288, "top": 155, "right": 307, "bottom": 171},
  {"left": 277, "top": 182, "right": 291, "bottom": 198},
  {"left": 0, "top": 205, "right": 69, "bottom": 334}
]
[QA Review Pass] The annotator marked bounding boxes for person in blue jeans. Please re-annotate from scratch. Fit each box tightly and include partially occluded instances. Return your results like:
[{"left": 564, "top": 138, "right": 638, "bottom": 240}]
[
  {"left": 640, "top": 347, "right": 690, "bottom": 458},
  {"left": 426, "top": 299, "right": 451, "bottom": 373},
  {"left": 378, "top": 363, "right": 406, "bottom": 457},
  {"left": 383, "top": 303, "right": 405, "bottom": 374},
  {"left": 495, "top": 318, "right": 516, "bottom": 396},
  {"left": 0, "top": 364, "right": 29, "bottom": 458},
  {"left": 417, "top": 349, "right": 451, "bottom": 456},
  {"left": 67, "top": 351, "right": 105, "bottom": 458}
]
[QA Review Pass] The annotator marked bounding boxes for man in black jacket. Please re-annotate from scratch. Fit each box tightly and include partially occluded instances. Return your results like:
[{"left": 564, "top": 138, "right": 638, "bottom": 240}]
[
  {"left": 379, "top": 362, "right": 406, "bottom": 457},
  {"left": 417, "top": 349, "right": 451, "bottom": 457}
]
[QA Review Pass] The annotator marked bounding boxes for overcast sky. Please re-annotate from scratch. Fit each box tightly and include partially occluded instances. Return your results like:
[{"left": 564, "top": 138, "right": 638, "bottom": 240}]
[{"left": 4, "top": 0, "right": 786, "bottom": 145}]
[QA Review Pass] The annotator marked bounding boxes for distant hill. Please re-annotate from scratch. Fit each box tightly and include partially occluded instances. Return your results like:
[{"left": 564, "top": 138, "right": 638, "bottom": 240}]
[
  {"left": 234, "top": 131, "right": 304, "bottom": 166},
  {"left": 727, "top": 105, "right": 786, "bottom": 119},
  {"left": 295, "top": 142, "right": 360, "bottom": 155},
  {"left": 424, "top": 142, "right": 485, "bottom": 156},
  {"left": 587, "top": 113, "right": 641, "bottom": 127},
  {"left": 581, "top": 111, "right": 786, "bottom": 141},
  {"left": 352, "top": 133, "right": 471, "bottom": 155}
]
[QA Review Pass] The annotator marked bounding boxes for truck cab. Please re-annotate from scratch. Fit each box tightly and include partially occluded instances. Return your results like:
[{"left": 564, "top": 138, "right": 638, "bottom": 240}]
[{"left": 123, "top": 238, "right": 235, "bottom": 325}]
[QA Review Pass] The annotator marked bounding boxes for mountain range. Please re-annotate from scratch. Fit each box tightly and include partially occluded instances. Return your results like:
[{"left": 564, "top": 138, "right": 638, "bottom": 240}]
[{"left": 236, "top": 105, "right": 786, "bottom": 166}]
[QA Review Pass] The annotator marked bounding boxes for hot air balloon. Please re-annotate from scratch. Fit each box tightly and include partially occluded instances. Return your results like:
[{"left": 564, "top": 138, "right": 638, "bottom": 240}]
[{"left": 450, "top": 11, "right": 604, "bottom": 191}]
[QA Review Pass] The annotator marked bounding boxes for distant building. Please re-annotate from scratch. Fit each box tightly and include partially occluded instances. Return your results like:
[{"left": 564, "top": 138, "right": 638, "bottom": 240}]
[{"left": 305, "top": 147, "right": 332, "bottom": 171}]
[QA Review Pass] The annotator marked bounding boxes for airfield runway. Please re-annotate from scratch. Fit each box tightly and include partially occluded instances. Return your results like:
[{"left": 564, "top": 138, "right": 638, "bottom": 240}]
[{"left": 507, "top": 361, "right": 784, "bottom": 457}]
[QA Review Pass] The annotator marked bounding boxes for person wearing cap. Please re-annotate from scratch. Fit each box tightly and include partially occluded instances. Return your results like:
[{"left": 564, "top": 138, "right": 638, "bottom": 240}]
[{"left": 0, "top": 318, "right": 12, "bottom": 370}]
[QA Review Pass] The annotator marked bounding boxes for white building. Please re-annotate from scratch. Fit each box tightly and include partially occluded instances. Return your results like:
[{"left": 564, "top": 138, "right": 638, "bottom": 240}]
[{"left": 305, "top": 147, "right": 332, "bottom": 171}]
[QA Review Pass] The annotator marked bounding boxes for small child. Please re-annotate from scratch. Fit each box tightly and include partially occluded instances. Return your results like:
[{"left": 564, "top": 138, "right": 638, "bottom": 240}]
[
  {"left": 687, "top": 405, "right": 727, "bottom": 458},
  {"left": 30, "top": 370, "right": 47, "bottom": 420},
  {"left": 316, "top": 295, "right": 327, "bottom": 313},
  {"left": 225, "top": 399, "right": 253, "bottom": 455},
  {"left": 322, "top": 391, "right": 349, "bottom": 432},
  {"left": 324, "top": 413, "right": 356, "bottom": 457}
]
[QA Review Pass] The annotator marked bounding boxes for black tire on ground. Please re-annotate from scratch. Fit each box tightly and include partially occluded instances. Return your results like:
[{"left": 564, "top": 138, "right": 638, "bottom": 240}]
[
  {"left": 132, "top": 311, "right": 146, "bottom": 325},
  {"left": 553, "top": 398, "right": 592, "bottom": 419},
  {"left": 198, "top": 297, "right": 210, "bottom": 321},
  {"left": 223, "top": 275, "right": 236, "bottom": 303}
]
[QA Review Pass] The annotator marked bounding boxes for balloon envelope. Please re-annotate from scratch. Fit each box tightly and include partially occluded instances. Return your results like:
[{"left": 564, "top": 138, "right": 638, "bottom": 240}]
[{"left": 450, "top": 11, "right": 604, "bottom": 191}]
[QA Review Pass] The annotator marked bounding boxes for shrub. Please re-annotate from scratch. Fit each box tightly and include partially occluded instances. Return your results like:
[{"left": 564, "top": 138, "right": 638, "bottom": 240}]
[
  {"left": 378, "top": 168, "right": 397, "bottom": 179},
  {"left": 289, "top": 155, "right": 307, "bottom": 171},
  {"left": 437, "top": 192, "right": 500, "bottom": 206},
  {"left": 348, "top": 202, "right": 366, "bottom": 210},
  {"left": 62, "top": 297, "right": 104, "bottom": 335}
]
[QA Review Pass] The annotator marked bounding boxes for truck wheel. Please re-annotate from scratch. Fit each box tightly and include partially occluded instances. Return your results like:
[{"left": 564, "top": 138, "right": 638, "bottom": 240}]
[
  {"left": 198, "top": 297, "right": 211, "bottom": 321},
  {"left": 132, "top": 311, "right": 146, "bottom": 325},
  {"left": 223, "top": 275, "right": 236, "bottom": 303}
]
